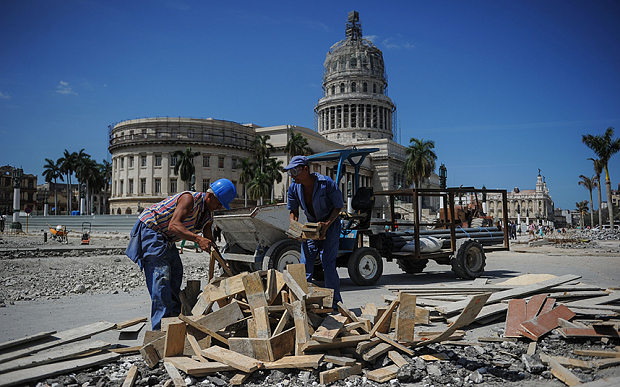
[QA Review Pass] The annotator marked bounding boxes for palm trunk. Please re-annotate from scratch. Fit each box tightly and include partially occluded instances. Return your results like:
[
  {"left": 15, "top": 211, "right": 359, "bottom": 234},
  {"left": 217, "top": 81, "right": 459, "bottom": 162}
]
[
  {"left": 589, "top": 191, "right": 594, "bottom": 228},
  {"left": 605, "top": 166, "right": 614, "bottom": 228},
  {"left": 597, "top": 182, "right": 603, "bottom": 226}
]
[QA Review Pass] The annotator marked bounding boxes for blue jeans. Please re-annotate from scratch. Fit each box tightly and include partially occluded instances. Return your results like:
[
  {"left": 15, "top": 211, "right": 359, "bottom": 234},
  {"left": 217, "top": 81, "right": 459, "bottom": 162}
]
[
  {"left": 126, "top": 221, "right": 183, "bottom": 330},
  {"left": 301, "top": 221, "right": 342, "bottom": 307}
]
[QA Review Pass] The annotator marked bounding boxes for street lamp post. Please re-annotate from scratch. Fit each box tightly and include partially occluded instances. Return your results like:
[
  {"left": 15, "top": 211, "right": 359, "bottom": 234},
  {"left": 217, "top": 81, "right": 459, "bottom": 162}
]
[{"left": 11, "top": 168, "right": 23, "bottom": 231}]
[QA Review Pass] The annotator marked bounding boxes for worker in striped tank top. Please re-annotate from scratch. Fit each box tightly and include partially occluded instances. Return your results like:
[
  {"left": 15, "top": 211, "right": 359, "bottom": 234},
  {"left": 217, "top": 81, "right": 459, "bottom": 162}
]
[{"left": 125, "top": 179, "right": 237, "bottom": 330}]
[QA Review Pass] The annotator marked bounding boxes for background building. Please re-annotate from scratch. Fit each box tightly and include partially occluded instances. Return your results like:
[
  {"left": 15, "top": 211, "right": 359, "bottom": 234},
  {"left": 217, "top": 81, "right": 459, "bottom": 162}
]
[{"left": 0, "top": 165, "right": 37, "bottom": 216}]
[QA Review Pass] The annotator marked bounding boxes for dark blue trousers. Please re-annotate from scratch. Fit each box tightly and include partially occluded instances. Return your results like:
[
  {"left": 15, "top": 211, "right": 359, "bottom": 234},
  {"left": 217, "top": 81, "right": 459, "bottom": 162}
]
[{"left": 301, "top": 221, "right": 342, "bottom": 307}]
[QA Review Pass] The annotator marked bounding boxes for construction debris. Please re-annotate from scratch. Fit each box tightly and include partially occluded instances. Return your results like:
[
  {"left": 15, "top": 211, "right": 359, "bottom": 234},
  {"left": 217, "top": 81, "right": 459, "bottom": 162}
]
[{"left": 0, "top": 270, "right": 618, "bottom": 386}]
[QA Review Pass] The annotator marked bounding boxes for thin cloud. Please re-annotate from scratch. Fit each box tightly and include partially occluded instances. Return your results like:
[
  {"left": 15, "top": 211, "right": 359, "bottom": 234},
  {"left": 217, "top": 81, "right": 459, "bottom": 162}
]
[
  {"left": 56, "top": 81, "right": 77, "bottom": 95},
  {"left": 365, "top": 35, "right": 378, "bottom": 44},
  {"left": 381, "top": 37, "right": 414, "bottom": 50},
  {"left": 0, "top": 91, "right": 10, "bottom": 99}
]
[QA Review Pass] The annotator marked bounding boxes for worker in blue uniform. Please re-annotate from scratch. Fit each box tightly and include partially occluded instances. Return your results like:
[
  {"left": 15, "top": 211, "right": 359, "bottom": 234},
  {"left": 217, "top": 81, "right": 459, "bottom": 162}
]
[{"left": 285, "top": 155, "right": 344, "bottom": 307}]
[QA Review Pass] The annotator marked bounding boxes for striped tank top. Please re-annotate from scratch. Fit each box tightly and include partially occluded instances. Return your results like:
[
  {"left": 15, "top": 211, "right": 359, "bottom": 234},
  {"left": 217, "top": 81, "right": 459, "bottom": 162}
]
[{"left": 138, "top": 191, "right": 212, "bottom": 243}]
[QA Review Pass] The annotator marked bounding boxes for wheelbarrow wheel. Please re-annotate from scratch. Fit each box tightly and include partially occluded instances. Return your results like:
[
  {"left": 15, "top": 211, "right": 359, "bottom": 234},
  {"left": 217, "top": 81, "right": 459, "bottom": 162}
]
[
  {"left": 347, "top": 247, "right": 383, "bottom": 286},
  {"left": 266, "top": 240, "right": 302, "bottom": 272}
]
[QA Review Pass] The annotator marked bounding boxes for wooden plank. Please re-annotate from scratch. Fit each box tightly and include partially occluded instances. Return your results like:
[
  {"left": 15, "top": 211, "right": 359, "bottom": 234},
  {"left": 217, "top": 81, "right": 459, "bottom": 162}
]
[
  {"left": 435, "top": 274, "right": 581, "bottom": 316},
  {"left": 0, "top": 331, "right": 56, "bottom": 351},
  {"left": 272, "top": 308, "right": 291, "bottom": 336},
  {"left": 191, "top": 292, "right": 211, "bottom": 316},
  {"left": 164, "top": 356, "right": 235, "bottom": 376},
  {"left": 389, "top": 351, "right": 409, "bottom": 367},
  {"left": 504, "top": 299, "right": 527, "bottom": 337},
  {"left": 304, "top": 334, "right": 372, "bottom": 352},
  {"left": 370, "top": 298, "right": 399, "bottom": 336},
  {"left": 164, "top": 322, "right": 187, "bottom": 358},
  {"left": 292, "top": 299, "right": 311, "bottom": 355},
  {"left": 593, "top": 357, "right": 620, "bottom": 369},
  {"left": 115, "top": 317, "right": 148, "bottom": 330},
  {"left": 263, "top": 354, "right": 324, "bottom": 370},
  {"left": 186, "top": 331, "right": 209, "bottom": 362},
  {"left": 395, "top": 293, "right": 416, "bottom": 342},
  {"left": 539, "top": 297, "right": 556, "bottom": 315},
  {"left": 243, "top": 271, "right": 268, "bottom": 310},
  {"left": 574, "top": 349, "right": 620, "bottom": 358},
  {"left": 283, "top": 270, "right": 308, "bottom": 301},
  {"left": 312, "top": 314, "right": 348, "bottom": 343},
  {"left": 140, "top": 343, "right": 160, "bottom": 368},
  {"left": 579, "top": 376, "right": 620, "bottom": 387},
  {"left": 324, "top": 355, "right": 357, "bottom": 366},
  {"left": 164, "top": 361, "right": 188, "bottom": 387},
  {"left": 110, "top": 346, "right": 141, "bottom": 355},
  {"left": 520, "top": 304, "right": 577, "bottom": 341},
  {"left": 253, "top": 306, "right": 272, "bottom": 339},
  {"left": 471, "top": 277, "right": 489, "bottom": 286},
  {"left": 367, "top": 365, "right": 399, "bottom": 383},
  {"left": 559, "top": 326, "right": 620, "bottom": 339},
  {"left": 269, "top": 327, "right": 296, "bottom": 361},
  {"left": 286, "top": 263, "right": 309, "bottom": 293},
  {"left": 230, "top": 372, "right": 253, "bottom": 386},
  {"left": 375, "top": 332, "right": 414, "bottom": 356},
  {"left": 414, "top": 293, "right": 491, "bottom": 347},
  {"left": 207, "top": 272, "right": 247, "bottom": 302},
  {"left": 565, "top": 291, "right": 620, "bottom": 307},
  {"left": 178, "top": 314, "right": 228, "bottom": 346},
  {"left": 337, "top": 301, "right": 360, "bottom": 324},
  {"left": 0, "top": 321, "right": 116, "bottom": 364},
  {"left": 544, "top": 355, "right": 593, "bottom": 370},
  {"left": 527, "top": 342, "right": 537, "bottom": 356},
  {"left": 319, "top": 363, "right": 362, "bottom": 385},
  {"left": 229, "top": 337, "right": 272, "bottom": 362},
  {"left": 0, "top": 352, "right": 120, "bottom": 387},
  {"left": 201, "top": 345, "right": 263, "bottom": 373},
  {"left": 121, "top": 364, "right": 139, "bottom": 387},
  {"left": 362, "top": 342, "right": 392, "bottom": 362},
  {"left": 526, "top": 294, "right": 547, "bottom": 320},
  {"left": 0, "top": 340, "right": 110, "bottom": 374},
  {"left": 356, "top": 337, "right": 382, "bottom": 354},
  {"left": 265, "top": 269, "right": 278, "bottom": 304},
  {"left": 540, "top": 354, "right": 583, "bottom": 386}
]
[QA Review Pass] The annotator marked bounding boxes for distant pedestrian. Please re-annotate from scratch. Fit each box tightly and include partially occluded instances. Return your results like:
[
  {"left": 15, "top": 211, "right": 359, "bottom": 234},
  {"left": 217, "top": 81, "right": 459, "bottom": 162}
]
[{"left": 213, "top": 224, "right": 222, "bottom": 243}]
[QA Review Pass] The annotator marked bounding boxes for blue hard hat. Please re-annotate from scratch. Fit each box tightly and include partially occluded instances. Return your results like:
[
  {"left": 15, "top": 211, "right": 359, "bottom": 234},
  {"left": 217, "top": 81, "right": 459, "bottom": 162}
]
[{"left": 210, "top": 179, "right": 236, "bottom": 210}]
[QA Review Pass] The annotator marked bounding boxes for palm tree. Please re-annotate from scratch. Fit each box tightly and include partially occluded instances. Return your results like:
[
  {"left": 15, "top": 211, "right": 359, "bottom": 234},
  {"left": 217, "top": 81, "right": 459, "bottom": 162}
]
[
  {"left": 582, "top": 127, "right": 620, "bottom": 228},
  {"left": 403, "top": 138, "right": 437, "bottom": 188},
  {"left": 250, "top": 134, "right": 274, "bottom": 173},
  {"left": 173, "top": 147, "right": 201, "bottom": 190},
  {"left": 589, "top": 158, "right": 604, "bottom": 227},
  {"left": 100, "top": 160, "right": 112, "bottom": 214},
  {"left": 576, "top": 200, "right": 589, "bottom": 229},
  {"left": 74, "top": 150, "right": 92, "bottom": 214},
  {"left": 76, "top": 156, "right": 99, "bottom": 214},
  {"left": 42, "top": 158, "right": 64, "bottom": 215},
  {"left": 284, "top": 128, "right": 313, "bottom": 157},
  {"left": 578, "top": 175, "right": 596, "bottom": 228},
  {"left": 58, "top": 149, "right": 78, "bottom": 214},
  {"left": 247, "top": 171, "right": 271, "bottom": 205},
  {"left": 265, "top": 158, "right": 284, "bottom": 203},
  {"left": 238, "top": 157, "right": 256, "bottom": 207}
]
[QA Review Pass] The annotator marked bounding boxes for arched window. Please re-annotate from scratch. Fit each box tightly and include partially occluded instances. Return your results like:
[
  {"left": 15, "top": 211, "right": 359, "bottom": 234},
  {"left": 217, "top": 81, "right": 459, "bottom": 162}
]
[
  {"left": 331, "top": 85, "right": 335, "bottom": 95},
  {"left": 340, "top": 83, "right": 345, "bottom": 93},
  {"left": 373, "top": 84, "right": 377, "bottom": 93},
  {"left": 351, "top": 82, "right": 356, "bottom": 92},
  {"left": 350, "top": 57, "right": 357, "bottom": 68},
  {"left": 363, "top": 83, "right": 367, "bottom": 92}
]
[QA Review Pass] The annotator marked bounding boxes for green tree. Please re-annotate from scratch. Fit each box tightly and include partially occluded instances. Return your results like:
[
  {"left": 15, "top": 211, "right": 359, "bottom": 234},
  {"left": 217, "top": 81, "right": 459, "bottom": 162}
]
[
  {"left": 247, "top": 171, "right": 271, "bottom": 205},
  {"left": 576, "top": 200, "right": 589, "bottom": 229},
  {"left": 42, "top": 158, "right": 64, "bottom": 215},
  {"left": 589, "top": 158, "right": 604, "bottom": 227},
  {"left": 582, "top": 127, "right": 620, "bottom": 228},
  {"left": 403, "top": 138, "right": 437, "bottom": 188},
  {"left": 58, "top": 149, "right": 79, "bottom": 214},
  {"left": 284, "top": 128, "right": 313, "bottom": 157},
  {"left": 238, "top": 157, "right": 256, "bottom": 207},
  {"left": 76, "top": 156, "right": 99, "bottom": 214},
  {"left": 578, "top": 175, "right": 596, "bottom": 228},
  {"left": 250, "top": 134, "right": 274, "bottom": 173},
  {"left": 265, "top": 158, "right": 284, "bottom": 202},
  {"left": 173, "top": 147, "right": 201, "bottom": 190}
]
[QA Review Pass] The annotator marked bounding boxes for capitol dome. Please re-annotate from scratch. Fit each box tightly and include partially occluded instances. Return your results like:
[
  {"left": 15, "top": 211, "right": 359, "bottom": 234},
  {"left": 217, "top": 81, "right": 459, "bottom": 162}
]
[{"left": 315, "top": 11, "right": 396, "bottom": 145}]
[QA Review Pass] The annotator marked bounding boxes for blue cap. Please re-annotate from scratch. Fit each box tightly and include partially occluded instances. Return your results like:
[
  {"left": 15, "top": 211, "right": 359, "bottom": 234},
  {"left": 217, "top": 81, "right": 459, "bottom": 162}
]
[{"left": 283, "top": 155, "right": 309, "bottom": 171}]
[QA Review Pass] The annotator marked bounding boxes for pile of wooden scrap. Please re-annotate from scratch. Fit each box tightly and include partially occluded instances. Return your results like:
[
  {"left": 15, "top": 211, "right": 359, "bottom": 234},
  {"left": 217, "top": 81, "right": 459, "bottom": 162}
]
[
  {"left": 386, "top": 273, "right": 620, "bottom": 386},
  {"left": 136, "top": 263, "right": 496, "bottom": 386}
]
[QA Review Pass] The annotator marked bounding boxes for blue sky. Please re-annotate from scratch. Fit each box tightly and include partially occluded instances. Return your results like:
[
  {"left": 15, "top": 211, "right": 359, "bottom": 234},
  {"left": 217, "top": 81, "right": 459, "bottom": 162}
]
[{"left": 1, "top": 0, "right": 619, "bottom": 211}]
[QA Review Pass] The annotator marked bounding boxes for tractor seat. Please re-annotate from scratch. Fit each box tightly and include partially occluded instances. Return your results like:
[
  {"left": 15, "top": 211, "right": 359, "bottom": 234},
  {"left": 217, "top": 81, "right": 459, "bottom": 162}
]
[{"left": 341, "top": 187, "right": 375, "bottom": 230}]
